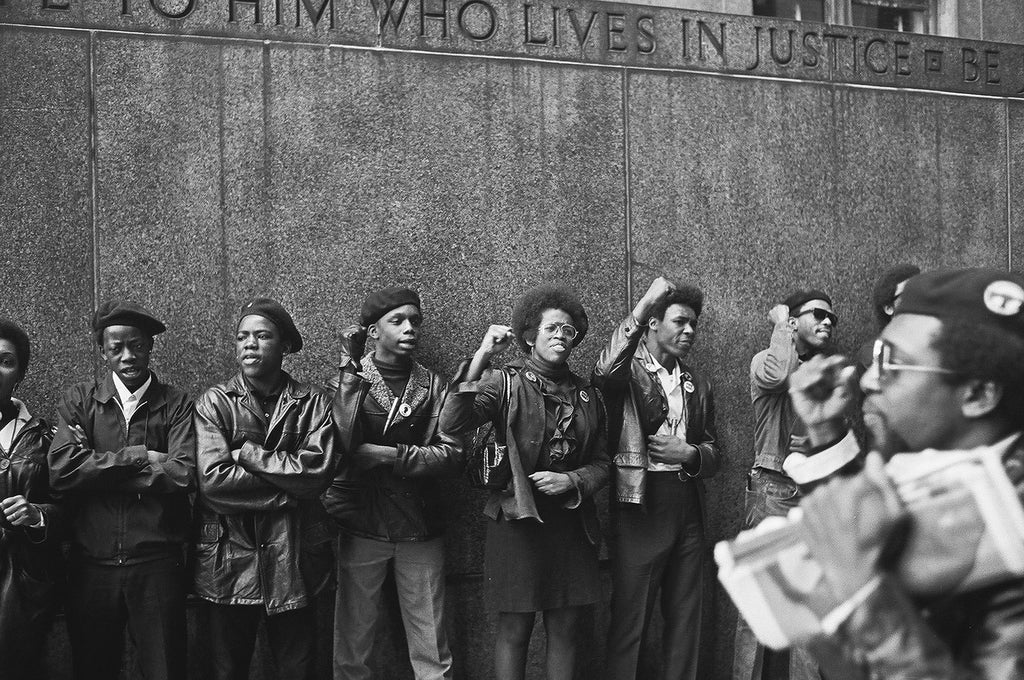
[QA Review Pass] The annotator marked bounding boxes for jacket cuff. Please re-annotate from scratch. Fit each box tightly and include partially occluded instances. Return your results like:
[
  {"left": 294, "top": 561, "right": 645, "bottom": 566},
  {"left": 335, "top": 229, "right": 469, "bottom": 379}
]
[
  {"left": 782, "top": 431, "right": 859, "bottom": 485},
  {"left": 562, "top": 471, "right": 584, "bottom": 509}
]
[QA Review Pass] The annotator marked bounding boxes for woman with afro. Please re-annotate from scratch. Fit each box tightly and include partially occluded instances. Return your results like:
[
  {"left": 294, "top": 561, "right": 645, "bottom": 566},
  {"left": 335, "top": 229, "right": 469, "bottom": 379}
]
[{"left": 441, "top": 284, "right": 609, "bottom": 680}]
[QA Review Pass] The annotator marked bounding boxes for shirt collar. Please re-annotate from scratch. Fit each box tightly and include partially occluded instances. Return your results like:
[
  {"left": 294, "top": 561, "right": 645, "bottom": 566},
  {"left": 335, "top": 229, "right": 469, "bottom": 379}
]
[
  {"left": 0, "top": 398, "right": 32, "bottom": 451},
  {"left": 640, "top": 343, "right": 681, "bottom": 380},
  {"left": 112, "top": 371, "right": 153, "bottom": 406}
]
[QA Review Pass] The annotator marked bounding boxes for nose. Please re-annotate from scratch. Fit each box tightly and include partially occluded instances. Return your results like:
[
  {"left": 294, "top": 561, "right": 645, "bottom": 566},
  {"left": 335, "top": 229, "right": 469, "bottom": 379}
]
[
  {"left": 819, "top": 315, "right": 833, "bottom": 327},
  {"left": 860, "top": 362, "right": 881, "bottom": 394},
  {"left": 400, "top": 320, "right": 417, "bottom": 334},
  {"left": 121, "top": 347, "right": 137, "bottom": 362},
  {"left": 242, "top": 335, "right": 257, "bottom": 349}
]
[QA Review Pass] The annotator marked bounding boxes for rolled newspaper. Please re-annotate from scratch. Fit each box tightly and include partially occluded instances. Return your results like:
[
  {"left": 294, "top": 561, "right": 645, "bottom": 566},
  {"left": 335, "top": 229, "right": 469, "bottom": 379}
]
[{"left": 717, "top": 444, "right": 1024, "bottom": 649}]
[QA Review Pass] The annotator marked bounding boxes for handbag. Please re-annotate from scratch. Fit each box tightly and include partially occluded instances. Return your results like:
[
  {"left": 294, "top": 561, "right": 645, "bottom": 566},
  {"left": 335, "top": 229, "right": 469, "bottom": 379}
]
[{"left": 467, "top": 368, "right": 514, "bottom": 490}]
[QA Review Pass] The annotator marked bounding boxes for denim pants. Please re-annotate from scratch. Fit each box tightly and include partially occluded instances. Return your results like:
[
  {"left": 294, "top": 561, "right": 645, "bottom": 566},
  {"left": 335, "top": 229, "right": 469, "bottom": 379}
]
[{"left": 731, "top": 468, "right": 820, "bottom": 680}]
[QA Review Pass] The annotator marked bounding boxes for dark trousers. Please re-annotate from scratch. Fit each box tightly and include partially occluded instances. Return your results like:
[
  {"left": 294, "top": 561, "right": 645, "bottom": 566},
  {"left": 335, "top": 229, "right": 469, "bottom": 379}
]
[
  {"left": 606, "top": 473, "right": 704, "bottom": 680},
  {"left": 65, "top": 555, "right": 187, "bottom": 680},
  {"left": 197, "top": 599, "right": 317, "bottom": 680}
]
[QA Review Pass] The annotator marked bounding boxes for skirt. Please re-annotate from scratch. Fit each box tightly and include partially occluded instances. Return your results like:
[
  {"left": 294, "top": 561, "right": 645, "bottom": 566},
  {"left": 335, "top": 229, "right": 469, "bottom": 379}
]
[{"left": 483, "top": 498, "right": 600, "bottom": 612}]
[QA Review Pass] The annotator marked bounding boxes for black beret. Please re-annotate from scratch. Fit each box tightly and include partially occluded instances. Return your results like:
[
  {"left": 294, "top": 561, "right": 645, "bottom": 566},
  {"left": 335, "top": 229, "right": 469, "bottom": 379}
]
[
  {"left": 238, "top": 297, "right": 303, "bottom": 352},
  {"left": 783, "top": 289, "right": 833, "bottom": 313},
  {"left": 93, "top": 301, "right": 166, "bottom": 338},
  {"left": 360, "top": 287, "right": 421, "bottom": 327},
  {"left": 896, "top": 268, "right": 1024, "bottom": 338}
]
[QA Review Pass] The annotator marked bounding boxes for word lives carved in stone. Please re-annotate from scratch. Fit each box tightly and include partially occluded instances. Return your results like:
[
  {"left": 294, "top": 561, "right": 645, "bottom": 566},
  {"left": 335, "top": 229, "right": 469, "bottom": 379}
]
[{"left": 1, "top": 0, "right": 1022, "bottom": 96}]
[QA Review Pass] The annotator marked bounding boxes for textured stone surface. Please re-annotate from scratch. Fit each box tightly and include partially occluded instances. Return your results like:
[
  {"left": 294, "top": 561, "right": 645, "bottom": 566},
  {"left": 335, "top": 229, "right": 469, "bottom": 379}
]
[
  {"left": 1011, "top": 101, "right": 1024, "bottom": 272},
  {"left": 92, "top": 34, "right": 264, "bottom": 396},
  {"left": 4, "top": 4, "right": 1024, "bottom": 679},
  {"left": 0, "top": 27, "right": 94, "bottom": 420},
  {"left": 627, "top": 69, "right": 1011, "bottom": 678}
]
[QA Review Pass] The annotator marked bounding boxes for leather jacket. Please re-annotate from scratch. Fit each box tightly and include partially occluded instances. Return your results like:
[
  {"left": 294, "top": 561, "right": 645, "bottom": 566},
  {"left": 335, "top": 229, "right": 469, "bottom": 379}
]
[
  {"left": 809, "top": 434, "right": 1024, "bottom": 680},
  {"left": 441, "top": 357, "right": 609, "bottom": 546},
  {"left": 323, "top": 356, "right": 463, "bottom": 542},
  {"left": 193, "top": 372, "right": 335, "bottom": 615},
  {"left": 592, "top": 316, "right": 720, "bottom": 507},
  {"left": 49, "top": 373, "right": 195, "bottom": 564},
  {"left": 0, "top": 400, "right": 62, "bottom": 666}
]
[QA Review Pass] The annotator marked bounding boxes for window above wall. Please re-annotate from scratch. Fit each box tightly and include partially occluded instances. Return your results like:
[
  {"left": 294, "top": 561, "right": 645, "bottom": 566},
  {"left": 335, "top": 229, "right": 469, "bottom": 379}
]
[{"left": 753, "top": 0, "right": 937, "bottom": 34}]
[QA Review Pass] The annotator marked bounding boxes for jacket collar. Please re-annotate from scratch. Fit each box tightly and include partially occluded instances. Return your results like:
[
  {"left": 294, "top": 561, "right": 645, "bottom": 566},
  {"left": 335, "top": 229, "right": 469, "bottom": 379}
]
[
  {"left": 360, "top": 355, "right": 430, "bottom": 432},
  {"left": 634, "top": 342, "right": 693, "bottom": 383},
  {"left": 93, "top": 371, "right": 170, "bottom": 410},
  {"left": 506, "top": 357, "right": 592, "bottom": 389},
  {"left": 225, "top": 371, "right": 310, "bottom": 400},
  {"left": 0, "top": 398, "right": 32, "bottom": 452}
]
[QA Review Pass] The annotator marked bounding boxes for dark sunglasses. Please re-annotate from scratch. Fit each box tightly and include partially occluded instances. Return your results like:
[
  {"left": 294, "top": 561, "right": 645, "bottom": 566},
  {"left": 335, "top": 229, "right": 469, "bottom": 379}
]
[{"left": 796, "top": 308, "right": 838, "bottom": 326}]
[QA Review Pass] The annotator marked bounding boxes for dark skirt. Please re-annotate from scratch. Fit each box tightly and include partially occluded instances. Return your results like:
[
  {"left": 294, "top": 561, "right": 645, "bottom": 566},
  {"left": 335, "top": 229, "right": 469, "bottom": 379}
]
[{"left": 483, "top": 496, "right": 600, "bottom": 612}]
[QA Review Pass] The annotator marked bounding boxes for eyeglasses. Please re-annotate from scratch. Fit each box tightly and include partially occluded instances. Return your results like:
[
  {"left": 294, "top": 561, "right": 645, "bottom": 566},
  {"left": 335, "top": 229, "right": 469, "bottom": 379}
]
[
  {"left": 871, "top": 339, "right": 955, "bottom": 380},
  {"left": 539, "top": 323, "right": 578, "bottom": 340},
  {"left": 796, "top": 308, "right": 838, "bottom": 326}
]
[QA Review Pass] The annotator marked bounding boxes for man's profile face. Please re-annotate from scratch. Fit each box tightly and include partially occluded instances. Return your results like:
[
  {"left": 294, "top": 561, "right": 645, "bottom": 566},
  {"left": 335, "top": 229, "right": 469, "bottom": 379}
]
[
  {"left": 101, "top": 325, "right": 153, "bottom": 391},
  {"left": 649, "top": 303, "right": 697, "bottom": 360},
  {"left": 236, "top": 314, "right": 287, "bottom": 380},
  {"left": 792, "top": 299, "right": 835, "bottom": 351},
  {"left": 860, "top": 314, "right": 961, "bottom": 453}
]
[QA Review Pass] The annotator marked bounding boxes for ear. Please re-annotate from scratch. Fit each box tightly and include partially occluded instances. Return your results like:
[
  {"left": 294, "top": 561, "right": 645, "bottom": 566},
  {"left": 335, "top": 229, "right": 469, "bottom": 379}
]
[
  {"left": 960, "top": 379, "right": 1003, "bottom": 419},
  {"left": 367, "top": 323, "right": 380, "bottom": 340},
  {"left": 787, "top": 317, "right": 798, "bottom": 331},
  {"left": 647, "top": 317, "right": 659, "bottom": 331},
  {"left": 883, "top": 303, "right": 895, "bottom": 317}
]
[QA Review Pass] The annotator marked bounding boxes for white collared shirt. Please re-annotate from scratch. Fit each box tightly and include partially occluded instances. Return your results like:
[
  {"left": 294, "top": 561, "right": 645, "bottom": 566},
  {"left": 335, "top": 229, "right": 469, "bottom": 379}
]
[
  {"left": 0, "top": 398, "right": 32, "bottom": 453},
  {"left": 643, "top": 347, "right": 687, "bottom": 472},
  {"left": 112, "top": 372, "right": 153, "bottom": 428}
]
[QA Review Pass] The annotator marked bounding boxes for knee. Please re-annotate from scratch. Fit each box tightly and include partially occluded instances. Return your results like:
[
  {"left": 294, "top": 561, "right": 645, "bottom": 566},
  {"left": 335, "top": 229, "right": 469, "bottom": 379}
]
[{"left": 496, "top": 613, "right": 534, "bottom": 647}]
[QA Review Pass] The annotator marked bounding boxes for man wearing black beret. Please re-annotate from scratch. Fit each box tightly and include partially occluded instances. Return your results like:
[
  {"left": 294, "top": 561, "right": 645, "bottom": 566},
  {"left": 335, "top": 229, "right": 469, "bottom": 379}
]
[
  {"left": 734, "top": 288, "right": 849, "bottom": 680},
  {"left": 49, "top": 301, "right": 196, "bottom": 680},
  {"left": 192, "top": 297, "right": 335, "bottom": 680},
  {"left": 790, "top": 267, "right": 1024, "bottom": 679},
  {"left": 324, "top": 286, "right": 461, "bottom": 680}
]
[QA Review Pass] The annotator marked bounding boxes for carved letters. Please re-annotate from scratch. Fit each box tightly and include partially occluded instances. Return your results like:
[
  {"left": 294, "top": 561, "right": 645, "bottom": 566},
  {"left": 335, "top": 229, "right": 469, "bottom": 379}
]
[{"left": 5, "top": 0, "right": 1023, "bottom": 97}]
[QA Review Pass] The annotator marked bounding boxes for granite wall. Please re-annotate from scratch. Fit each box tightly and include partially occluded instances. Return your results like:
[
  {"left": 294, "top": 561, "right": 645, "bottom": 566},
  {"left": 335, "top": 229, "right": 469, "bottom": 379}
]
[{"left": 2, "top": 1, "right": 1023, "bottom": 678}]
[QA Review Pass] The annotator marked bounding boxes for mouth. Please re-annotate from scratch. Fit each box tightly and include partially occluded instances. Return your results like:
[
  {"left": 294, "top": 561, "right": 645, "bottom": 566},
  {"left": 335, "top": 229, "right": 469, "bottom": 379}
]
[
  {"left": 397, "top": 339, "right": 418, "bottom": 350},
  {"left": 549, "top": 342, "right": 568, "bottom": 352},
  {"left": 241, "top": 355, "right": 261, "bottom": 365},
  {"left": 815, "top": 328, "right": 832, "bottom": 338},
  {"left": 120, "top": 366, "right": 141, "bottom": 376}
]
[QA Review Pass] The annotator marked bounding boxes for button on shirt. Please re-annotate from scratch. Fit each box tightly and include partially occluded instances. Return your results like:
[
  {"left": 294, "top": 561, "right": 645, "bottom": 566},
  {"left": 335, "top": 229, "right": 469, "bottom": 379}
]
[
  {"left": 112, "top": 372, "right": 153, "bottom": 428},
  {"left": 643, "top": 348, "right": 686, "bottom": 472}
]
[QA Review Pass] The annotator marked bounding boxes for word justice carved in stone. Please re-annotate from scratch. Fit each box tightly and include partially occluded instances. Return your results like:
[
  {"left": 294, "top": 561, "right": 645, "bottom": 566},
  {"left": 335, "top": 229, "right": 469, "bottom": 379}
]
[{"left": 5, "top": 0, "right": 1023, "bottom": 96}]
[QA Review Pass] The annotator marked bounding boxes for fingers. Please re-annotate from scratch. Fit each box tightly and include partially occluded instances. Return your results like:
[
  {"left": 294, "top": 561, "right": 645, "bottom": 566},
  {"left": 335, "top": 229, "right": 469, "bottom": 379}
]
[{"left": 1, "top": 496, "right": 36, "bottom": 526}]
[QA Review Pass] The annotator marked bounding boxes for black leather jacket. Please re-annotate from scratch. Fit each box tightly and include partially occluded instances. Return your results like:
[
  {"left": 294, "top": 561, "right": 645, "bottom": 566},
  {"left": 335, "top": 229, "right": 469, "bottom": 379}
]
[
  {"left": 323, "top": 356, "right": 463, "bottom": 542},
  {"left": 193, "top": 372, "right": 335, "bottom": 615},
  {"left": 441, "top": 357, "right": 609, "bottom": 546},
  {"left": 592, "top": 316, "right": 721, "bottom": 508},
  {"left": 49, "top": 373, "right": 195, "bottom": 564},
  {"left": 0, "top": 401, "right": 62, "bottom": 666}
]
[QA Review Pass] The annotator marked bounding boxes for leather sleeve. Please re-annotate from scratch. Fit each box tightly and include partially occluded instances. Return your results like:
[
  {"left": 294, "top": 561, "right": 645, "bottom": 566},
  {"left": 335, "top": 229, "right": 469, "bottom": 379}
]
[
  {"left": 564, "top": 390, "right": 611, "bottom": 508},
  {"left": 592, "top": 316, "right": 645, "bottom": 389},
  {"left": 393, "top": 379, "right": 465, "bottom": 478},
  {"left": 48, "top": 387, "right": 148, "bottom": 494},
  {"left": 693, "top": 378, "right": 721, "bottom": 479},
  {"left": 438, "top": 366, "right": 504, "bottom": 435},
  {"left": 235, "top": 392, "right": 337, "bottom": 501},
  {"left": 194, "top": 391, "right": 292, "bottom": 514}
]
